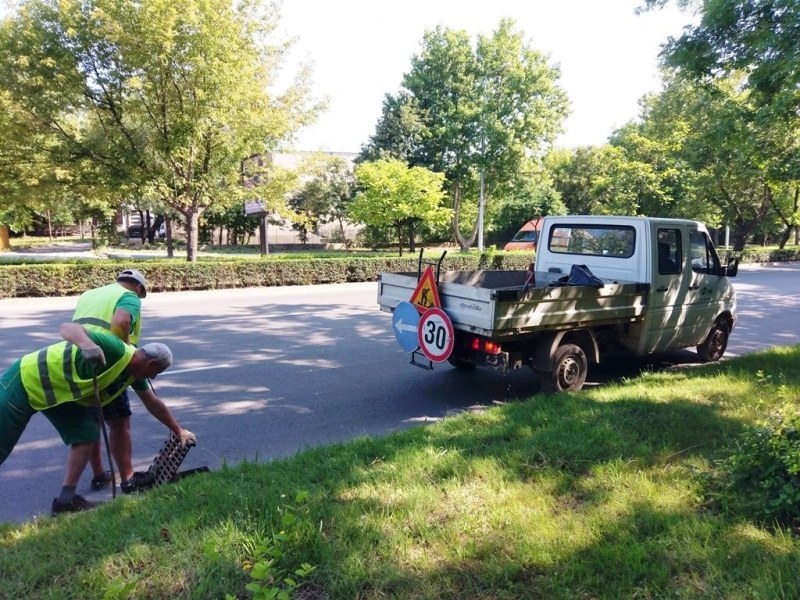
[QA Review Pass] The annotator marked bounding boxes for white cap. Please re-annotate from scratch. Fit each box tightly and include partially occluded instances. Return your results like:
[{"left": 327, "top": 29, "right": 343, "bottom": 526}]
[{"left": 117, "top": 268, "right": 147, "bottom": 298}]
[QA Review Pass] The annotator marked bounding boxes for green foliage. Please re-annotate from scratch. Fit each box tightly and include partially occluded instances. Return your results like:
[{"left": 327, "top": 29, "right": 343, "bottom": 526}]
[
  {"left": 490, "top": 174, "right": 564, "bottom": 245},
  {"left": 0, "top": 253, "right": 535, "bottom": 298},
  {"left": 0, "top": 0, "right": 321, "bottom": 262},
  {"left": 361, "top": 19, "right": 569, "bottom": 249},
  {"left": 350, "top": 158, "right": 451, "bottom": 253},
  {"left": 204, "top": 491, "right": 317, "bottom": 600},
  {"left": 289, "top": 154, "right": 355, "bottom": 244},
  {"left": 722, "top": 396, "right": 800, "bottom": 525}
]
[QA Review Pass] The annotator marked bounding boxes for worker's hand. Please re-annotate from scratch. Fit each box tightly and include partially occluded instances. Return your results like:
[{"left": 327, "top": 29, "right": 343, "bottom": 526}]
[
  {"left": 177, "top": 429, "right": 197, "bottom": 447},
  {"left": 80, "top": 345, "right": 106, "bottom": 369}
]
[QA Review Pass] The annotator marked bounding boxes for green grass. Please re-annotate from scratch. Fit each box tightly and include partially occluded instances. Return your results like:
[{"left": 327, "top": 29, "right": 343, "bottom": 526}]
[{"left": 2, "top": 347, "right": 799, "bottom": 599}]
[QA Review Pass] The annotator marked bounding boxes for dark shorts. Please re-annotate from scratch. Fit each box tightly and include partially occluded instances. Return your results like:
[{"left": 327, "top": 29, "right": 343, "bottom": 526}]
[
  {"left": 91, "top": 389, "right": 132, "bottom": 421},
  {"left": 42, "top": 403, "right": 99, "bottom": 446}
]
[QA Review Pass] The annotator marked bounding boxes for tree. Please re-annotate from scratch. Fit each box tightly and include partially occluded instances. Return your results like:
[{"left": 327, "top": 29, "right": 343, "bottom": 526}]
[
  {"left": 349, "top": 158, "right": 451, "bottom": 255},
  {"left": 360, "top": 20, "right": 568, "bottom": 251},
  {"left": 0, "top": 0, "right": 322, "bottom": 261},
  {"left": 289, "top": 153, "right": 355, "bottom": 244},
  {"left": 643, "top": 0, "right": 800, "bottom": 111},
  {"left": 622, "top": 72, "right": 797, "bottom": 248},
  {"left": 547, "top": 144, "right": 670, "bottom": 218},
  {"left": 642, "top": 0, "right": 800, "bottom": 244}
]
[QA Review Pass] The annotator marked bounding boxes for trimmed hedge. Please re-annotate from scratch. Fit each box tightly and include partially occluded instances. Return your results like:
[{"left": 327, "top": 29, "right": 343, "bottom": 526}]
[
  {"left": 3, "top": 247, "right": 793, "bottom": 299},
  {"left": 0, "top": 254, "right": 535, "bottom": 299},
  {"left": 740, "top": 246, "right": 800, "bottom": 263}
]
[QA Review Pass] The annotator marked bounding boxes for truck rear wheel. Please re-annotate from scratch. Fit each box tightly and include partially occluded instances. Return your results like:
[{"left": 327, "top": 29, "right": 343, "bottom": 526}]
[
  {"left": 539, "top": 344, "right": 587, "bottom": 393},
  {"left": 697, "top": 321, "right": 729, "bottom": 362},
  {"left": 447, "top": 356, "right": 476, "bottom": 370}
]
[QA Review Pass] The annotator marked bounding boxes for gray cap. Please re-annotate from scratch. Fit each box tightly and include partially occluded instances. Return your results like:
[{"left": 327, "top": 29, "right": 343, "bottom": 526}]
[{"left": 117, "top": 268, "right": 147, "bottom": 298}]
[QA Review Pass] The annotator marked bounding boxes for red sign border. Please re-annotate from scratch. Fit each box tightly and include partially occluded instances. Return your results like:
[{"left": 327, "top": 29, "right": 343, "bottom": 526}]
[
  {"left": 410, "top": 265, "right": 442, "bottom": 313},
  {"left": 417, "top": 307, "right": 455, "bottom": 362}
]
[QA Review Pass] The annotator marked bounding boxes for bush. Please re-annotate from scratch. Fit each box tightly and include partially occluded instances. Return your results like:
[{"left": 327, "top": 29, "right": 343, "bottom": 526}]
[
  {"left": 0, "top": 254, "right": 534, "bottom": 299},
  {"left": 740, "top": 246, "right": 800, "bottom": 263},
  {"left": 722, "top": 400, "right": 800, "bottom": 526}
]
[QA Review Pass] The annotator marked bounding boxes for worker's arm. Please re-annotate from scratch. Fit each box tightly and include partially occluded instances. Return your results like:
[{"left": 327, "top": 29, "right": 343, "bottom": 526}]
[
  {"left": 134, "top": 386, "right": 197, "bottom": 446},
  {"left": 110, "top": 308, "right": 133, "bottom": 343},
  {"left": 59, "top": 323, "right": 106, "bottom": 367}
]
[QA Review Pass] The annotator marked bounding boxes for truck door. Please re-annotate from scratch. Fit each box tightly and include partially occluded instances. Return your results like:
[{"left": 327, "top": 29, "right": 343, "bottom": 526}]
[
  {"left": 684, "top": 228, "right": 724, "bottom": 344},
  {"left": 644, "top": 225, "right": 689, "bottom": 352}
]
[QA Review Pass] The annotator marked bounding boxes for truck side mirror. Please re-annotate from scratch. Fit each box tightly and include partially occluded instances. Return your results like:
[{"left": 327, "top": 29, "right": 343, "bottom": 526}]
[{"left": 721, "top": 255, "right": 740, "bottom": 278}]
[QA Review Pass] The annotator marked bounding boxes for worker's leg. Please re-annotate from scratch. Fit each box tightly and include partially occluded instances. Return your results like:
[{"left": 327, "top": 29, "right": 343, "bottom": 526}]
[
  {"left": 42, "top": 403, "right": 100, "bottom": 512},
  {"left": 0, "top": 360, "right": 34, "bottom": 466},
  {"left": 63, "top": 441, "right": 94, "bottom": 486},
  {"left": 108, "top": 416, "right": 133, "bottom": 481},
  {"left": 102, "top": 391, "right": 134, "bottom": 482}
]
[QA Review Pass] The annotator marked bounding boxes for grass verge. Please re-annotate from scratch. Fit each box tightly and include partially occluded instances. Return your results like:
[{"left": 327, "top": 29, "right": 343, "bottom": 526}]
[{"left": 2, "top": 346, "right": 800, "bottom": 599}]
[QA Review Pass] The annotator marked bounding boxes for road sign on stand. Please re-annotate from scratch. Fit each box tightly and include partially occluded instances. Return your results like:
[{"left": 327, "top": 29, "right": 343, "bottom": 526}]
[
  {"left": 417, "top": 307, "right": 455, "bottom": 362},
  {"left": 409, "top": 265, "right": 441, "bottom": 313},
  {"left": 392, "top": 301, "right": 421, "bottom": 352}
]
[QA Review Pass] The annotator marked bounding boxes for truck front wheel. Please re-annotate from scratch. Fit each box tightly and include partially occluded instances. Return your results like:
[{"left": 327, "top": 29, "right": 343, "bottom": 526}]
[
  {"left": 539, "top": 344, "right": 588, "bottom": 393},
  {"left": 697, "top": 321, "right": 729, "bottom": 362}
]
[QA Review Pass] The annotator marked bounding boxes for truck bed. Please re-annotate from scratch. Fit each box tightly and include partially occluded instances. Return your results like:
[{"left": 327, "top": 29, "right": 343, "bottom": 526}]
[{"left": 378, "top": 270, "right": 650, "bottom": 338}]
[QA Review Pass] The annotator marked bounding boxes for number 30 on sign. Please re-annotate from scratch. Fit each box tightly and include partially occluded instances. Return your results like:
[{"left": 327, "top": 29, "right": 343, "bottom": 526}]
[{"left": 417, "top": 307, "right": 455, "bottom": 362}]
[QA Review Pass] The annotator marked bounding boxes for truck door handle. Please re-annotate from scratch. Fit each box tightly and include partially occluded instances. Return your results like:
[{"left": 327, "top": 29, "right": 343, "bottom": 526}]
[
  {"left": 688, "top": 285, "right": 700, "bottom": 290},
  {"left": 656, "top": 286, "right": 668, "bottom": 292}
]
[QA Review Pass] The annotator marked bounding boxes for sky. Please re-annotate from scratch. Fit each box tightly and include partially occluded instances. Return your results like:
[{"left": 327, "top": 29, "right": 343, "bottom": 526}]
[{"left": 278, "top": 0, "right": 698, "bottom": 153}]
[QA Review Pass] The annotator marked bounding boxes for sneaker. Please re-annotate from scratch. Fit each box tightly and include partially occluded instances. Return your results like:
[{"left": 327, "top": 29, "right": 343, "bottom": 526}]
[
  {"left": 90, "top": 470, "right": 113, "bottom": 491},
  {"left": 51, "top": 494, "right": 98, "bottom": 516},
  {"left": 120, "top": 470, "right": 156, "bottom": 494}
]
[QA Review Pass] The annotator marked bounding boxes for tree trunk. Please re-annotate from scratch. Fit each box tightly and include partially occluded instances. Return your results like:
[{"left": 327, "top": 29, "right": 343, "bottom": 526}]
[
  {"left": 145, "top": 211, "right": 154, "bottom": 244},
  {"left": 165, "top": 217, "right": 174, "bottom": 259},
  {"left": 0, "top": 224, "right": 10, "bottom": 250},
  {"left": 185, "top": 211, "right": 199, "bottom": 262},
  {"left": 396, "top": 223, "right": 403, "bottom": 257},
  {"left": 451, "top": 184, "right": 479, "bottom": 252}
]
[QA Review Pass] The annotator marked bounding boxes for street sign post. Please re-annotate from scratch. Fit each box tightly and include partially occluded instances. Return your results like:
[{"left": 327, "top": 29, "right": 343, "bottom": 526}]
[
  {"left": 417, "top": 307, "right": 455, "bottom": 362},
  {"left": 392, "top": 301, "right": 421, "bottom": 352}
]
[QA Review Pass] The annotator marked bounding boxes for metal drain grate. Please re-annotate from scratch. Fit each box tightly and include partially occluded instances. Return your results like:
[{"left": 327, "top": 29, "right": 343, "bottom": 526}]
[{"left": 149, "top": 433, "right": 193, "bottom": 485}]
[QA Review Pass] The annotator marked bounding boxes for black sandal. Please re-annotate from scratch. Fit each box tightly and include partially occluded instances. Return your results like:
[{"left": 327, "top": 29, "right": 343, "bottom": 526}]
[{"left": 90, "top": 470, "right": 112, "bottom": 491}]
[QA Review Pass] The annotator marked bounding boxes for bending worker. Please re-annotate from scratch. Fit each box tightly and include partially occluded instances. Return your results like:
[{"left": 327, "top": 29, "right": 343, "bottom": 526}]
[
  {"left": 0, "top": 323, "right": 195, "bottom": 515},
  {"left": 73, "top": 268, "right": 153, "bottom": 493}
]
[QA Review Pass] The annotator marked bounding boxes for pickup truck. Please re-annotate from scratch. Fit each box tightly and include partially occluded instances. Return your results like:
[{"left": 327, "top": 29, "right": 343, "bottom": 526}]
[{"left": 378, "top": 215, "right": 738, "bottom": 392}]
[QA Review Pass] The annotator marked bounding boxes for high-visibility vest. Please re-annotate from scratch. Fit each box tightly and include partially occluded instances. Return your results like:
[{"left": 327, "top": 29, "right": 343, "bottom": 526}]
[
  {"left": 20, "top": 341, "right": 136, "bottom": 410},
  {"left": 72, "top": 283, "right": 141, "bottom": 345}
]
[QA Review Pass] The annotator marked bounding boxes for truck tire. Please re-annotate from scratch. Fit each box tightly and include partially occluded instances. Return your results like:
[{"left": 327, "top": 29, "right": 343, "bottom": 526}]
[
  {"left": 696, "top": 321, "right": 729, "bottom": 362},
  {"left": 539, "top": 344, "right": 587, "bottom": 393},
  {"left": 447, "top": 356, "right": 476, "bottom": 370}
]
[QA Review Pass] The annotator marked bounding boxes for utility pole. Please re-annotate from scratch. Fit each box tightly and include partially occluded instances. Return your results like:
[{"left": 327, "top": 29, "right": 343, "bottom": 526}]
[{"left": 478, "top": 134, "right": 485, "bottom": 252}]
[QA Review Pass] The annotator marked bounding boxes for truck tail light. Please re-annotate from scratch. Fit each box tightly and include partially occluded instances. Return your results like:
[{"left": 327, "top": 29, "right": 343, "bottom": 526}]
[{"left": 470, "top": 336, "right": 502, "bottom": 355}]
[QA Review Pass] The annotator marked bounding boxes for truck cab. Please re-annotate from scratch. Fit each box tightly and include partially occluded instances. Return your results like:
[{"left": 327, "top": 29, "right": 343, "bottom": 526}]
[{"left": 535, "top": 215, "right": 737, "bottom": 360}]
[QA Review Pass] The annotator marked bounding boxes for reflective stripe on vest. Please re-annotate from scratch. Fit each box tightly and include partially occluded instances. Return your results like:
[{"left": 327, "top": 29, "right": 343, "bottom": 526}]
[
  {"left": 20, "top": 341, "right": 135, "bottom": 410},
  {"left": 73, "top": 283, "right": 141, "bottom": 345}
]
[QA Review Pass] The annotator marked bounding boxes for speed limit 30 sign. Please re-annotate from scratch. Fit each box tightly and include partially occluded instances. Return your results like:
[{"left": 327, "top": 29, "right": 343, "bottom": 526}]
[{"left": 417, "top": 307, "right": 455, "bottom": 362}]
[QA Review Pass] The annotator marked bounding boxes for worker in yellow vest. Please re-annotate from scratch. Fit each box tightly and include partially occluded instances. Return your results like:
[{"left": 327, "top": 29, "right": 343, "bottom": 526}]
[
  {"left": 72, "top": 268, "right": 150, "bottom": 493},
  {"left": 0, "top": 323, "right": 195, "bottom": 515}
]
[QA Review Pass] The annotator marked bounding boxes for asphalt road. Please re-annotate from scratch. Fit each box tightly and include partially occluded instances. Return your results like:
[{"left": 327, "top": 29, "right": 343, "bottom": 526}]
[{"left": 1, "top": 262, "right": 798, "bottom": 524}]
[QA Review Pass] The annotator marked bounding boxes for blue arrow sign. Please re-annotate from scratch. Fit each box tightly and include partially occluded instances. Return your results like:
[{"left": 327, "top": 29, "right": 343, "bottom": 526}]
[{"left": 392, "top": 301, "right": 421, "bottom": 352}]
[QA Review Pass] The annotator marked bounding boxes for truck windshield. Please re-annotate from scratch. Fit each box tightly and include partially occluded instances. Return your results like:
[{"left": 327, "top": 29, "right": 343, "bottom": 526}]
[{"left": 548, "top": 224, "right": 636, "bottom": 258}]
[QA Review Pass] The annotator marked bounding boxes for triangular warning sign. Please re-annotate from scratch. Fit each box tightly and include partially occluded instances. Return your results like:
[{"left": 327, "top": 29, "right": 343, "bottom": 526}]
[{"left": 409, "top": 265, "right": 441, "bottom": 313}]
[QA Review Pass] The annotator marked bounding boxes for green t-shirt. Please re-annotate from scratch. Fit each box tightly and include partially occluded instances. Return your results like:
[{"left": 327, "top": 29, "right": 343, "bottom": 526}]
[
  {"left": 83, "top": 330, "right": 149, "bottom": 392},
  {"left": 114, "top": 292, "right": 141, "bottom": 338}
]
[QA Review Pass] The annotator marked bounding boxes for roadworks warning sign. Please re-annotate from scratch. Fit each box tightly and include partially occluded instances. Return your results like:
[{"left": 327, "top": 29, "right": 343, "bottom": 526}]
[{"left": 409, "top": 265, "right": 441, "bottom": 312}]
